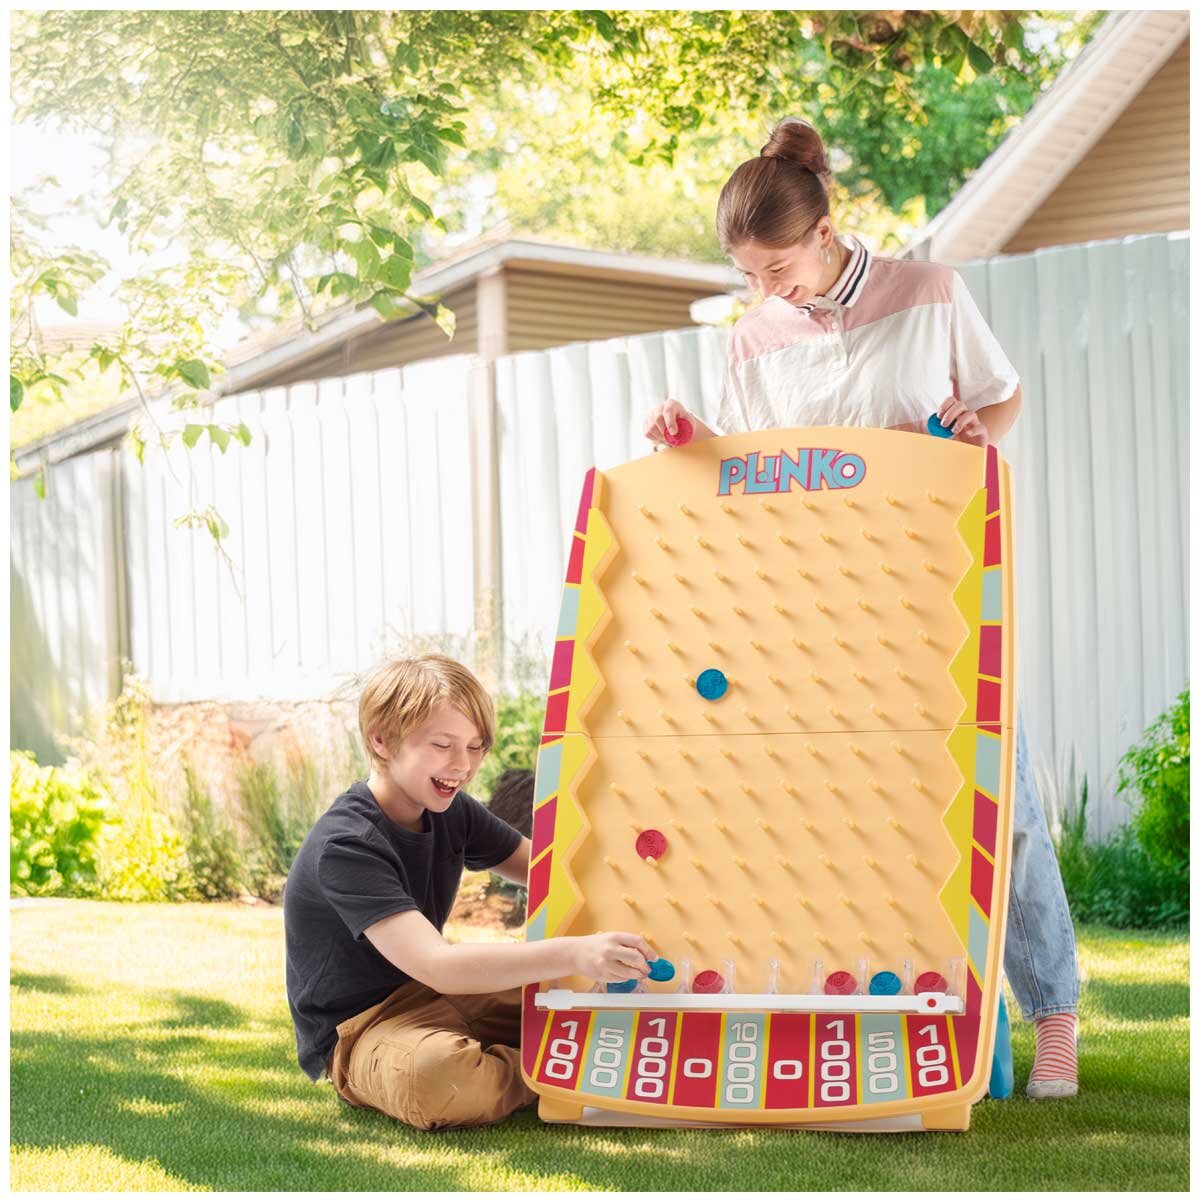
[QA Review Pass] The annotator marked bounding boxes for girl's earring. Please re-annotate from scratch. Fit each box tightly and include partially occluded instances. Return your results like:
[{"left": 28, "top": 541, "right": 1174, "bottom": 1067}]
[{"left": 824, "top": 248, "right": 831, "bottom": 265}]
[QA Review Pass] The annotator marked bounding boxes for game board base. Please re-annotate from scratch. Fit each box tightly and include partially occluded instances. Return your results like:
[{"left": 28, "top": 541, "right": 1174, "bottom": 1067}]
[{"left": 543, "top": 1104, "right": 944, "bottom": 1133}]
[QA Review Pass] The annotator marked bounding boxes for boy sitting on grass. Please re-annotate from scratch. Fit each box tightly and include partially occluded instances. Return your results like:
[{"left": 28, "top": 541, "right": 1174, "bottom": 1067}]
[{"left": 284, "top": 654, "right": 654, "bottom": 1131}]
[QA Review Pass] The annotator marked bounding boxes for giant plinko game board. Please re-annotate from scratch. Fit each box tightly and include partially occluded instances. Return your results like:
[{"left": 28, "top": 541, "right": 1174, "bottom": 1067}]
[{"left": 520, "top": 427, "right": 1015, "bottom": 1131}]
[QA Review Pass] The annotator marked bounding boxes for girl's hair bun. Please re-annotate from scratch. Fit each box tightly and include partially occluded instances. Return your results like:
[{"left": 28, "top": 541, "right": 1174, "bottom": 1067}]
[{"left": 760, "top": 118, "right": 830, "bottom": 182}]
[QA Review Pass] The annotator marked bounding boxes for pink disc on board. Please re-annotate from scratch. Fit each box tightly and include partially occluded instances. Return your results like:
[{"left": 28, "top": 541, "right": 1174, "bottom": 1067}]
[
  {"left": 916, "top": 971, "right": 948, "bottom": 994},
  {"left": 664, "top": 416, "right": 694, "bottom": 447},
  {"left": 635, "top": 829, "right": 668, "bottom": 860},
  {"left": 824, "top": 970, "right": 857, "bottom": 996},
  {"left": 692, "top": 969, "right": 725, "bottom": 994}
]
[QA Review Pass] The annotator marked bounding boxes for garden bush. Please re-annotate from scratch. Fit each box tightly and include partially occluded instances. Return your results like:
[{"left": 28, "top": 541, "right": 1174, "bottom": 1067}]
[
  {"left": 179, "top": 759, "right": 243, "bottom": 900},
  {"left": 1053, "top": 777, "right": 1189, "bottom": 930},
  {"left": 10, "top": 750, "right": 112, "bottom": 897},
  {"left": 475, "top": 690, "right": 544, "bottom": 801},
  {"left": 87, "top": 675, "right": 193, "bottom": 902},
  {"left": 1118, "top": 687, "right": 1189, "bottom": 873}
]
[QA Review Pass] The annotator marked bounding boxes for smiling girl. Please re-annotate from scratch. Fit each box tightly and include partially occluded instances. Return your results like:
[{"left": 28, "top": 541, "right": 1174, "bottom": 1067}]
[{"left": 646, "top": 119, "right": 1079, "bottom": 1099}]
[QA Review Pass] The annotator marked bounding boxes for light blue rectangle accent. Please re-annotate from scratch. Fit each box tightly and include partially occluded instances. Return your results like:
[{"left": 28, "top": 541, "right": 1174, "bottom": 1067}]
[
  {"left": 980, "top": 569, "right": 1003, "bottom": 622},
  {"left": 975, "top": 731, "right": 1001, "bottom": 796},
  {"left": 859, "top": 1014, "right": 908, "bottom": 1104},
  {"left": 968, "top": 905, "right": 990, "bottom": 979},
  {"left": 579, "top": 1011, "right": 636, "bottom": 1100},
  {"left": 556, "top": 586, "right": 580, "bottom": 637},
  {"left": 719, "top": 1014, "right": 767, "bottom": 1109},
  {"left": 534, "top": 742, "right": 563, "bottom": 805},
  {"left": 525, "top": 906, "right": 547, "bottom": 942}
]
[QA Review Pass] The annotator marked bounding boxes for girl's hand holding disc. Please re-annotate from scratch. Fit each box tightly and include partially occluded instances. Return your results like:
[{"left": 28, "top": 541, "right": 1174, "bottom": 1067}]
[
  {"left": 644, "top": 400, "right": 693, "bottom": 448},
  {"left": 935, "top": 397, "right": 989, "bottom": 448}
]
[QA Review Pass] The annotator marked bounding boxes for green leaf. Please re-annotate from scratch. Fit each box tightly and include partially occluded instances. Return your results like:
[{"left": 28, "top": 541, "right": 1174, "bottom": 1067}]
[
  {"left": 966, "top": 39, "right": 994, "bottom": 75},
  {"left": 182, "top": 424, "right": 205, "bottom": 449},
  {"left": 437, "top": 126, "right": 467, "bottom": 148},
  {"left": 346, "top": 237, "right": 380, "bottom": 276},
  {"left": 327, "top": 271, "right": 358, "bottom": 298},
  {"left": 55, "top": 292, "right": 78, "bottom": 317},
  {"left": 391, "top": 44, "right": 419, "bottom": 74},
  {"left": 176, "top": 359, "right": 211, "bottom": 390},
  {"left": 33, "top": 466, "right": 47, "bottom": 500},
  {"left": 206, "top": 511, "right": 230, "bottom": 542},
  {"left": 284, "top": 110, "right": 307, "bottom": 160},
  {"left": 234, "top": 423, "right": 253, "bottom": 447},
  {"left": 408, "top": 195, "right": 434, "bottom": 221},
  {"left": 378, "top": 254, "right": 412, "bottom": 292},
  {"left": 128, "top": 426, "right": 146, "bottom": 464},
  {"left": 434, "top": 303, "right": 456, "bottom": 339},
  {"left": 10, "top": 375, "right": 23, "bottom": 412},
  {"left": 208, "top": 425, "right": 231, "bottom": 454}
]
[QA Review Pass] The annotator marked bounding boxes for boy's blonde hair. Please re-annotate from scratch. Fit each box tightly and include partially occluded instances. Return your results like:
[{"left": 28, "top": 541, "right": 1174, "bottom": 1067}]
[{"left": 358, "top": 654, "right": 495, "bottom": 767}]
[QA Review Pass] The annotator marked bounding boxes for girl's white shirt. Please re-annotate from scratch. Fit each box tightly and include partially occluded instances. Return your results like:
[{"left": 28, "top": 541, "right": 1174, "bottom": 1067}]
[{"left": 716, "top": 235, "right": 1020, "bottom": 435}]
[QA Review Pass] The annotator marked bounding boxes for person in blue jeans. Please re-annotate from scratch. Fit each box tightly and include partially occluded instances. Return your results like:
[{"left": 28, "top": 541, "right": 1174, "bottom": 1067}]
[{"left": 645, "top": 117, "right": 1079, "bottom": 1098}]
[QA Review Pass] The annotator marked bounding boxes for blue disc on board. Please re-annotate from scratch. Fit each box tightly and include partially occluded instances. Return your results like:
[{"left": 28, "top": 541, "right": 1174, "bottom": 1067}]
[
  {"left": 648, "top": 957, "right": 676, "bottom": 983},
  {"left": 607, "top": 978, "right": 639, "bottom": 993},
  {"left": 696, "top": 668, "right": 728, "bottom": 701},
  {"left": 869, "top": 970, "right": 903, "bottom": 996},
  {"left": 927, "top": 412, "right": 954, "bottom": 439}
]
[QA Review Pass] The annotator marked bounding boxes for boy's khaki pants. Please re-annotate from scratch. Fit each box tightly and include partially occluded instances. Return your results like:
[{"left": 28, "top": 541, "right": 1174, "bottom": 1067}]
[{"left": 328, "top": 980, "right": 538, "bottom": 1131}]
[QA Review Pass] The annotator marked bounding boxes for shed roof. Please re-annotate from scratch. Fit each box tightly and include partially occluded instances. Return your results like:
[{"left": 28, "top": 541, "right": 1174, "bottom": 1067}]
[{"left": 903, "top": 10, "right": 1190, "bottom": 263}]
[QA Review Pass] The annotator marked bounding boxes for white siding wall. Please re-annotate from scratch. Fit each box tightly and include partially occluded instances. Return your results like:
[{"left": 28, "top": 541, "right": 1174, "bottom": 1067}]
[{"left": 9, "top": 234, "right": 1189, "bottom": 834}]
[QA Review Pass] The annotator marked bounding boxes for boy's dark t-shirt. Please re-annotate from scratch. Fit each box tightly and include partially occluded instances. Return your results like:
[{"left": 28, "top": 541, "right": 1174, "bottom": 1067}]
[{"left": 284, "top": 780, "right": 522, "bottom": 1080}]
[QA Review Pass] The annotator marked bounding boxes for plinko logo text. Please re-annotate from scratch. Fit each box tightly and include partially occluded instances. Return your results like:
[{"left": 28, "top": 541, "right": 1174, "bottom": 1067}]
[{"left": 718, "top": 448, "right": 867, "bottom": 496}]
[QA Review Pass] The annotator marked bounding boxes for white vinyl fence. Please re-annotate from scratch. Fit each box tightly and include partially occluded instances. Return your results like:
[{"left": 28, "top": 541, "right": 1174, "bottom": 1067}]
[{"left": 9, "top": 233, "right": 1189, "bottom": 834}]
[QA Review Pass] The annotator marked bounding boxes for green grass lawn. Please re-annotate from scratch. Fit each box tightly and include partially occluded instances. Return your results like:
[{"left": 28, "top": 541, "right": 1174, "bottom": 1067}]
[{"left": 10, "top": 900, "right": 1189, "bottom": 1191}]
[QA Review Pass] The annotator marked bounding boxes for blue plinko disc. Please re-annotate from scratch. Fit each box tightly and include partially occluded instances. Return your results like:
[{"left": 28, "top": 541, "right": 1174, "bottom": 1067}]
[
  {"left": 927, "top": 412, "right": 954, "bottom": 439},
  {"left": 648, "top": 957, "right": 676, "bottom": 983},
  {"left": 869, "top": 970, "right": 903, "bottom": 996},
  {"left": 696, "top": 668, "right": 728, "bottom": 701},
  {"left": 606, "top": 978, "right": 639, "bottom": 993}
]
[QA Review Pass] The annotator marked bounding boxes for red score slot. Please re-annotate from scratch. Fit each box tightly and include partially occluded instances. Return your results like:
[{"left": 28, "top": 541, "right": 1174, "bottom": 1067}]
[
  {"left": 671, "top": 1012, "right": 722, "bottom": 1109},
  {"left": 764, "top": 1014, "right": 811, "bottom": 1109}
]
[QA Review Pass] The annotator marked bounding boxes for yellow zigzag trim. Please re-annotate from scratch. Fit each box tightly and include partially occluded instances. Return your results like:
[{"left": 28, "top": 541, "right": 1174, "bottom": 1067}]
[
  {"left": 543, "top": 474, "right": 620, "bottom": 942},
  {"left": 948, "top": 486, "right": 988, "bottom": 725},
  {"left": 939, "top": 485, "right": 989, "bottom": 952},
  {"left": 541, "top": 736, "right": 594, "bottom": 938},
  {"left": 566, "top": 506, "right": 618, "bottom": 732}
]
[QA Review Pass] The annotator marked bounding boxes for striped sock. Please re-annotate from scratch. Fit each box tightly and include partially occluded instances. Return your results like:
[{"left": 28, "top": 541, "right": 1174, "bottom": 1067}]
[{"left": 1030, "top": 1013, "right": 1078, "bottom": 1084}]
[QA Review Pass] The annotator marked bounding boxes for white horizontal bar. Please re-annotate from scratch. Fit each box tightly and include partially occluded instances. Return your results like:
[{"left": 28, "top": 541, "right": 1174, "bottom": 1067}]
[{"left": 535, "top": 990, "right": 964, "bottom": 1014}]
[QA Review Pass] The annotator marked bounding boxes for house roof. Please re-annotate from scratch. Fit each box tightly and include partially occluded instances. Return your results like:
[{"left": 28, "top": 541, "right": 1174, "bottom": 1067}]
[
  {"left": 14, "top": 233, "right": 738, "bottom": 469},
  {"left": 903, "top": 9, "right": 1190, "bottom": 263}
]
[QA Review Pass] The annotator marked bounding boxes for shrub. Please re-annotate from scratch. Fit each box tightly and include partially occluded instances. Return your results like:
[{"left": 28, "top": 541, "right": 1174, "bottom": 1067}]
[
  {"left": 475, "top": 690, "right": 545, "bottom": 801},
  {"left": 96, "top": 809, "right": 193, "bottom": 902},
  {"left": 1053, "top": 776, "right": 1188, "bottom": 930},
  {"left": 237, "top": 752, "right": 330, "bottom": 900},
  {"left": 1118, "top": 687, "right": 1189, "bottom": 873},
  {"left": 180, "top": 759, "right": 243, "bottom": 900},
  {"left": 10, "top": 751, "right": 113, "bottom": 897},
  {"left": 90, "top": 675, "right": 193, "bottom": 902}
]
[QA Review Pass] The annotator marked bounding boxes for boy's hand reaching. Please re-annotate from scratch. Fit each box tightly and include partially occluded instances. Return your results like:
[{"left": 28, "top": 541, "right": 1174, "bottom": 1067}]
[
  {"left": 936, "top": 397, "right": 990, "bottom": 448},
  {"left": 571, "top": 931, "right": 656, "bottom": 984}
]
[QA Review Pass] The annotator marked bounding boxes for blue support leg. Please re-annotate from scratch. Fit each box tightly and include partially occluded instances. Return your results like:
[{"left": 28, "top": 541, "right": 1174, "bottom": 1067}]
[{"left": 988, "top": 991, "right": 1014, "bottom": 1099}]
